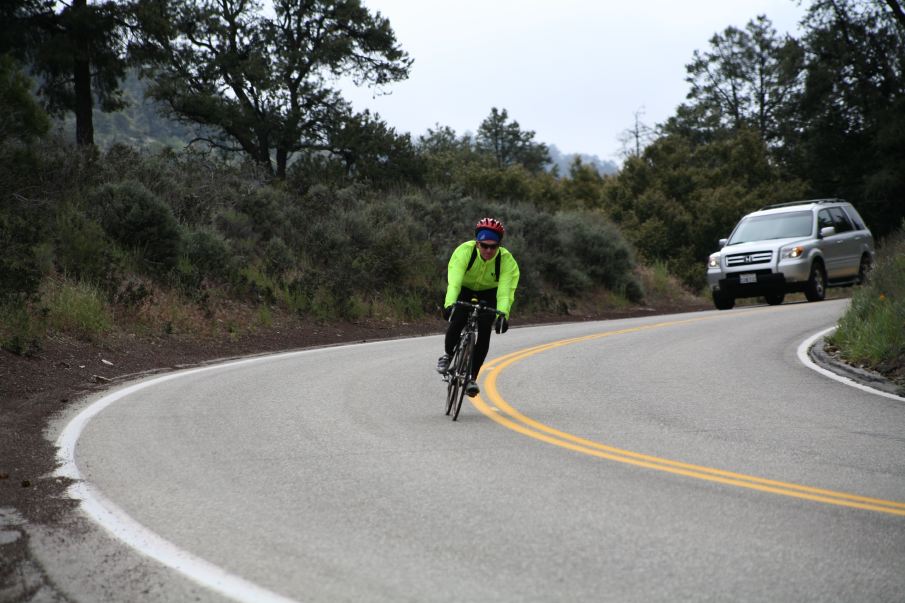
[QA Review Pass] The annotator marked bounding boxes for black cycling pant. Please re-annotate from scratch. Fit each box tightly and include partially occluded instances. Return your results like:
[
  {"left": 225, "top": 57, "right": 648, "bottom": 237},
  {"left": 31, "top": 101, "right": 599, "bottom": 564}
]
[{"left": 445, "top": 287, "right": 497, "bottom": 380}]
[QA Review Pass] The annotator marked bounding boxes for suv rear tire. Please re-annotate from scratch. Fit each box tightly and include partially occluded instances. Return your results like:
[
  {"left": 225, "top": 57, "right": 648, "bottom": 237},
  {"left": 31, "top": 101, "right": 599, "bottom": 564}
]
[
  {"left": 712, "top": 290, "right": 735, "bottom": 310},
  {"left": 804, "top": 261, "right": 827, "bottom": 302}
]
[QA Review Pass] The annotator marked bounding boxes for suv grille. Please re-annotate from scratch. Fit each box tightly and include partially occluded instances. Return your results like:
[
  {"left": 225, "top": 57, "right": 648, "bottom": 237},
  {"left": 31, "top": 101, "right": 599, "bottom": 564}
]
[{"left": 726, "top": 251, "right": 772, "bottom": 266}]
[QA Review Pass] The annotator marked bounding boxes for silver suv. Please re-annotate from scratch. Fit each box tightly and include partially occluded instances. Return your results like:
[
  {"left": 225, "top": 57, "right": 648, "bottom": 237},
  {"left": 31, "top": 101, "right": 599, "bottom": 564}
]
[{"left": 707, "top": 199, "right": 874, "bottom": 310}]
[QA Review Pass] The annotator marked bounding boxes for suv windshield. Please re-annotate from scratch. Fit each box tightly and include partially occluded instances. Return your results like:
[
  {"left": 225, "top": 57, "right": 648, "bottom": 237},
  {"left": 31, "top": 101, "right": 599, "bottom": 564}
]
[{"left": 728, "top": 211, "right": 813, "bottom": 244}]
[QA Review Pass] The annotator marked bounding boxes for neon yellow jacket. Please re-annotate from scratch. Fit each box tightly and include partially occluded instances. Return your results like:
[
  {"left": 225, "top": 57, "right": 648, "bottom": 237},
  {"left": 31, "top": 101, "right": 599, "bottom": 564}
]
[{"left": 444, "top": 241, "right": 520, "bottom": 317}]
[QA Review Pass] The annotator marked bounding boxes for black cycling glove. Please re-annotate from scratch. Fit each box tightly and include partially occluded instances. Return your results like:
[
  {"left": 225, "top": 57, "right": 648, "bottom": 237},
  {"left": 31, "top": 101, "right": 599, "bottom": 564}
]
[
  {"left": 494, "top": 316, "right": 509, "bottom": 334},
  {"left": 442, "top": 305, "right": 454, "bottom": 320}
]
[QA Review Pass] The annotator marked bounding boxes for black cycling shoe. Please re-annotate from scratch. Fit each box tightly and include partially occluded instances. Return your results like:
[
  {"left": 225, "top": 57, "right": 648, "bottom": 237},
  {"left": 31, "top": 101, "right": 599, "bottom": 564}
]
[
  {"left": 436, "top": 354, "right": 451, "bottom": 374},
  {"left": 465, "top": 380, "right": 480, "bottom": 397}
]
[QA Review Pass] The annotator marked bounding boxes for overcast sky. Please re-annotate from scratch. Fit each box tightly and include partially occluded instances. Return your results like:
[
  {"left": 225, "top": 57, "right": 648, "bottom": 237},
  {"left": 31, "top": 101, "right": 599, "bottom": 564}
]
[{"left": 340, "top": 0, "right": 808, "bottom": 163}]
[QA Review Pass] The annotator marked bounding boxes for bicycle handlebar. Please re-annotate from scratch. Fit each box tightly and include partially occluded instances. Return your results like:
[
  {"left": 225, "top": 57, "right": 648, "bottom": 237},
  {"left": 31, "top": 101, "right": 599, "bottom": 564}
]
[{"left": 453, "top": 300, "right": 505, "bottom": 317}]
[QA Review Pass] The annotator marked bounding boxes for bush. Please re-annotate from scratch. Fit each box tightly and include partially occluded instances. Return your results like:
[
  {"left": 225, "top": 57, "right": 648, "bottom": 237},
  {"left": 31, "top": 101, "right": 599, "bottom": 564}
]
[
  {"left": 264, "top": 237, "right": 294, "bottom": 277},
  {"left": 830, "top": 224, "right": 905, "bottom": 372},
  {"left": 0, "top": 56, "right": 50, "bottom": 142},
  {"left": 88, "top": 179, "right": 182, "bottom": 270},
  {"left": 0, "top": 302, "right": 46, "bottom": 356},
  {"left": 1, "top": 138, "right": 661, "bottom": 349},
  {"left": 235, "top": 186, "right": 294, "bottom": 242},
  {"left": 0, "top": 196, "right": 50, "bottom": 304},
  {"left": 183, "top": 228, "right": 233, "bottom": 280},
  {"left": 558, "top": 212, "right": 638, "bottom": 292},
  {"left": 42, "top": 278, "right": 113, "bottom": 340},
  {"left": 491, "top": 206, "right": 643, "bottom": 305},
  {"left": 55, "top": 205, "right": 122, "bottom": 286}
]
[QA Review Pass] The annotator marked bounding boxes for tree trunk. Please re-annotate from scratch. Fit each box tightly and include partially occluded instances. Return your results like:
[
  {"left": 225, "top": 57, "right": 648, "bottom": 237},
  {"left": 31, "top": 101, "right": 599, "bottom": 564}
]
[
  {"left": 885, "top": 0, "right": 905, "bottom": 31},
  {"left": 72, "top": 0, "right": 94, "bottom": 147},
  {"left": 74, "top": 58, "right": 93, "bottom": 146},
  {"left": 276, "top": 147, "right": 288, "bottom": 179}
]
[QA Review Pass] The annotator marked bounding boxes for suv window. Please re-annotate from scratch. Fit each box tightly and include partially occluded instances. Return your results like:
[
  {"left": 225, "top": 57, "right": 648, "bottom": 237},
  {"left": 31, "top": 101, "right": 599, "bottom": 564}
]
[
  {"left": 728, "top": 211, "right": 813, "bottom": 244},
  {"left": 818, "top": 209, "right": 834, "bottom": 230},
  {"left": 828, "top": 207, "right": 854, "bottom": 233},
  {"left": 843, "top": 205, "right": 866, "bottom": 230}
]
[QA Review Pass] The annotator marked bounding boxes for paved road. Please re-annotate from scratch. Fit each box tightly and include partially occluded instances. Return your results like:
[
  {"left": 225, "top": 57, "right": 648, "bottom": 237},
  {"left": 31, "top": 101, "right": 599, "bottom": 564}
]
[{"left": 60, "top": 299, "right": 905, "bottom": 601}]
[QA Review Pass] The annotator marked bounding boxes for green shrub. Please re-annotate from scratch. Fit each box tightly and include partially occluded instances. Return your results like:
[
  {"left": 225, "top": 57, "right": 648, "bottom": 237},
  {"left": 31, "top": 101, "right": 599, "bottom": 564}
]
[
  {"left": 55, "top": 205, "right": 123, "bottom": 286},
  {"left": 42, "top": 278, "right": 113, "bottom": 340},
  {"left": 559, "top": 212, "right": 637, "bottom": 291},
  {"left": 235, "top": 187, "right": 294, "bottom": 242},
  {"left": 0, "top": 197, "right": 50, "bottom": 303},
  {"left": 0, "top": 56, "right": 50, "bottom": 142},
  {"left": 88, "top": 179, "right": 182, "bottom": 270},
  {"left": 0, "top": 136, "right": 99, "bottom": 206},
  {"left": 264, "top": 237, "right": 294, "bottom": 277},
  {"left": 830, "top": 223, "right": 905, "bottom": 371},
  {"left": 493, "top": 206, "right": 642, "bottom": 305},
  {"left": 183, "top": 228, "right": 233, "bottom": 280},
  {"left": 0, "top": 302, "right": 47, "bottom": 356}
]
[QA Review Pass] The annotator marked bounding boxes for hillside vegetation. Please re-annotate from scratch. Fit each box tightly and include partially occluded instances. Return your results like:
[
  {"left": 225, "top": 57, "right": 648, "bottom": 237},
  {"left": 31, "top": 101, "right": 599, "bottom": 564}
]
[
  {"left": 1, "top": 0, "right": 903, "bottom": 379},
  {"left": 829, "top": 226, "right": 905, "bottom": 387},
  {"left": 0, "top": 138, "right": 651, "bottom": 355}
]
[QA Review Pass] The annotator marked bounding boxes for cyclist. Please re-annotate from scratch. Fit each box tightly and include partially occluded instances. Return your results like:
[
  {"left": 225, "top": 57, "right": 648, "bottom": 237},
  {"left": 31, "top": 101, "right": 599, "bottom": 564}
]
[{"left": 436, "top": 217, "right": 520, "bottom": 397}]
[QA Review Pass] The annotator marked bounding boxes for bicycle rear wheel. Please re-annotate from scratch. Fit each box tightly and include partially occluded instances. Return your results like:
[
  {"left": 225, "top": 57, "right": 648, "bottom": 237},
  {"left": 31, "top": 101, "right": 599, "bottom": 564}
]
[{"left": 452, "top": 333, "right": 474, "bottom": 421}]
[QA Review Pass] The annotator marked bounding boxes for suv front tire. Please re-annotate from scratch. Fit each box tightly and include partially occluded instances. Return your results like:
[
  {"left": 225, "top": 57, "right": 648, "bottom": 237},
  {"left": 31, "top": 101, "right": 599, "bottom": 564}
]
[
  {"left": 712, "top": 289, "right": 735, "bottom": 310},
  {"left": 804, "top": 261, "right": 827, "bottom": 302}
]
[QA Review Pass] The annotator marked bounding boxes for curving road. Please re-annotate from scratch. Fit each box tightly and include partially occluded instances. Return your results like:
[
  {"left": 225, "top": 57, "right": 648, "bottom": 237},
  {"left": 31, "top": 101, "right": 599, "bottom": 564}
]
[{"left": 58, "top": 299, "right": 905, "bottom": 602}]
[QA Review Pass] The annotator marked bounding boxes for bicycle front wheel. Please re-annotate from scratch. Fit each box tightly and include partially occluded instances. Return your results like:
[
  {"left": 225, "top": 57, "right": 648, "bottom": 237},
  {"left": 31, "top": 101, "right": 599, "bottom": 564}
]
[
  {"left": 445, "top": 340, "right": 466, "bottom": 415},
  {"left": 444, "top": 354, "right": 459, "bottom": 416},
  {"left": 452, "top": 333, "right": 474, "bottom": 421}
]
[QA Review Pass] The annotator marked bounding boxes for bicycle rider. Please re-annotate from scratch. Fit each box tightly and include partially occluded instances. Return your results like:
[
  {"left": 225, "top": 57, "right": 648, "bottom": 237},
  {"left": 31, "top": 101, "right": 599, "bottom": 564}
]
[{"left": 436, "top": 218, "right": 520, "bottom": 397}]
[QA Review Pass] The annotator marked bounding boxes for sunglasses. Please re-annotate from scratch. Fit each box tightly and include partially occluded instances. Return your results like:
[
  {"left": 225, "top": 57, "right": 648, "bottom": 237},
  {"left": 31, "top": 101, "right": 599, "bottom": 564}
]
[{"left": 477, "top": 242, "right": 499, "bottom": 250}]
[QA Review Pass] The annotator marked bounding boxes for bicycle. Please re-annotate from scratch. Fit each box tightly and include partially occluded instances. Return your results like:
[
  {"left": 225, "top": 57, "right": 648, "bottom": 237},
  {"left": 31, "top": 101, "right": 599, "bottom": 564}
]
[{"left": 441, "top": 299, "right": 505, "bottom": 421}]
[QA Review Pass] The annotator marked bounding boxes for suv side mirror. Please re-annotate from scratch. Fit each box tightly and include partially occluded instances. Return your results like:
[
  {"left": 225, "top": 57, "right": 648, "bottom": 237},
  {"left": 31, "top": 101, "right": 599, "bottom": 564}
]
[
  {"left": 819, "top": 226, "right": 836, "bottom": 238},
  {"left": 718, "top": 238, "right": 728, "bottom": 248}
]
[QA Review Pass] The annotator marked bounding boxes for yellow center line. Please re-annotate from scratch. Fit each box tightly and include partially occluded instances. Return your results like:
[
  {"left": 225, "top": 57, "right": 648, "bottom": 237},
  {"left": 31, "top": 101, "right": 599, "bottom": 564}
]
[{"left": 472, "top": 314, "right": 905, "bottom": 516}]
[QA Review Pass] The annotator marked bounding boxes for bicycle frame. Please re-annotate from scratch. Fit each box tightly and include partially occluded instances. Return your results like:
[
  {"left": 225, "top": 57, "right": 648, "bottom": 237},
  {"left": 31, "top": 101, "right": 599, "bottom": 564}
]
[{"left": 443, "top": 300, "right": 504, "bottom": 421}]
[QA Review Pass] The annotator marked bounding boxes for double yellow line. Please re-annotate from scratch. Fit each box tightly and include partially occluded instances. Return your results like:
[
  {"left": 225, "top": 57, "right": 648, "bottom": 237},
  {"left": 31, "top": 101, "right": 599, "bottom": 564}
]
[{"left": 471, "top": 317, "right": 905, "bottom": 516}]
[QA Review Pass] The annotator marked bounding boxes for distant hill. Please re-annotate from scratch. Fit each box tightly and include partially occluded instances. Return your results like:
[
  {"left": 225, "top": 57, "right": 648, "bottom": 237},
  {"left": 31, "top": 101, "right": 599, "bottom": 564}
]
[{"left": 547, "top": 144, "right": 618, "bottom": 176}]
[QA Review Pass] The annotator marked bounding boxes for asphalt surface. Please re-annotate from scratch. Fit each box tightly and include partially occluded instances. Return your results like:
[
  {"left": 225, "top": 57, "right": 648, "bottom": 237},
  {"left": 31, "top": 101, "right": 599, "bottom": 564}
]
[{"left": 44, "top": 299, "right": 905, "bottom": 602}]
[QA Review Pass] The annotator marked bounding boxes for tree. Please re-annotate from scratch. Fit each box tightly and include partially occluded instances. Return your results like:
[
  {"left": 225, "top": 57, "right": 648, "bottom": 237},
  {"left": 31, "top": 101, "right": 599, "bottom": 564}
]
[
  {"left": 618, "top": 107, "right": 655, "bottom": 159},
  {"left": 787, "top": 0, "right": 905, "bottom": 237},
  {"left": 684, "top": 15, "right": 804, "bottom": 144},
  {"left": 326, "top": 109, "right": 423, "bottom": 185},
  {"left": 137, "top": 0, "right": 412, "bottom": 178},
  {"left": 562, "top": 157, "right": 605, "bottom": 209},
  {"left": 602, "top": 125, "right": 808, "bottom": 288},
  {"left": 0, "top": 55, "right": 50, "bottom": 141},
  {"left": 416, "top": 124, "right": 484, "bottom": 187},
  {"left": 2, "top": 0, "right": 132, "bottom": 146},
  {"left": 475, "top": 107, "right": 551, "bottom": 173}
]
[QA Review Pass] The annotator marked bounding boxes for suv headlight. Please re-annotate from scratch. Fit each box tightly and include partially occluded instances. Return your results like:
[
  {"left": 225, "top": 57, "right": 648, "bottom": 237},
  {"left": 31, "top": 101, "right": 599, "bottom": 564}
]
[
  {"left": 708, "top": 254, "right": 720, "bottom": 268},
  {"left": 781, "top": 245, "right": 805, "bottom": 259}
]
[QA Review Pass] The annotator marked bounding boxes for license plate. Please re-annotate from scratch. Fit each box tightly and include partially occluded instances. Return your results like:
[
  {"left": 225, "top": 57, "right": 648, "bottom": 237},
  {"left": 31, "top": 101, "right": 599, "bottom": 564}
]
[{"left": 740, "top": 273, "right": 757, "bottom": 284}]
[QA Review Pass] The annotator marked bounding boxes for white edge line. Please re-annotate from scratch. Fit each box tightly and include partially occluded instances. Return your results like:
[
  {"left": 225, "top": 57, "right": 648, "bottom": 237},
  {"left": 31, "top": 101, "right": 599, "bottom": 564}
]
[
  {"left": 798, "top": 326, "right": 905, "bottom": 402},
  {"left": 53, "top": 342, "right": 407, "bottom": 603}
]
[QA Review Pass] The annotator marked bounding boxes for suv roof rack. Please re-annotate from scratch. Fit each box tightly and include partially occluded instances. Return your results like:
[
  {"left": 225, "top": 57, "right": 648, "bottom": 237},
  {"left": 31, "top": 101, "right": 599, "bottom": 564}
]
[{"left": 759, "top": 198, "right": 843, "bottom": 210}]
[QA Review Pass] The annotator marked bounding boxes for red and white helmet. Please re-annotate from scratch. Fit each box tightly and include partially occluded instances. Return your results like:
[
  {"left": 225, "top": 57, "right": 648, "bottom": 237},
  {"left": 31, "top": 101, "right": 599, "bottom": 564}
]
[{"left": 474, "top": 217, "right": 505, "bottom": 240}]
